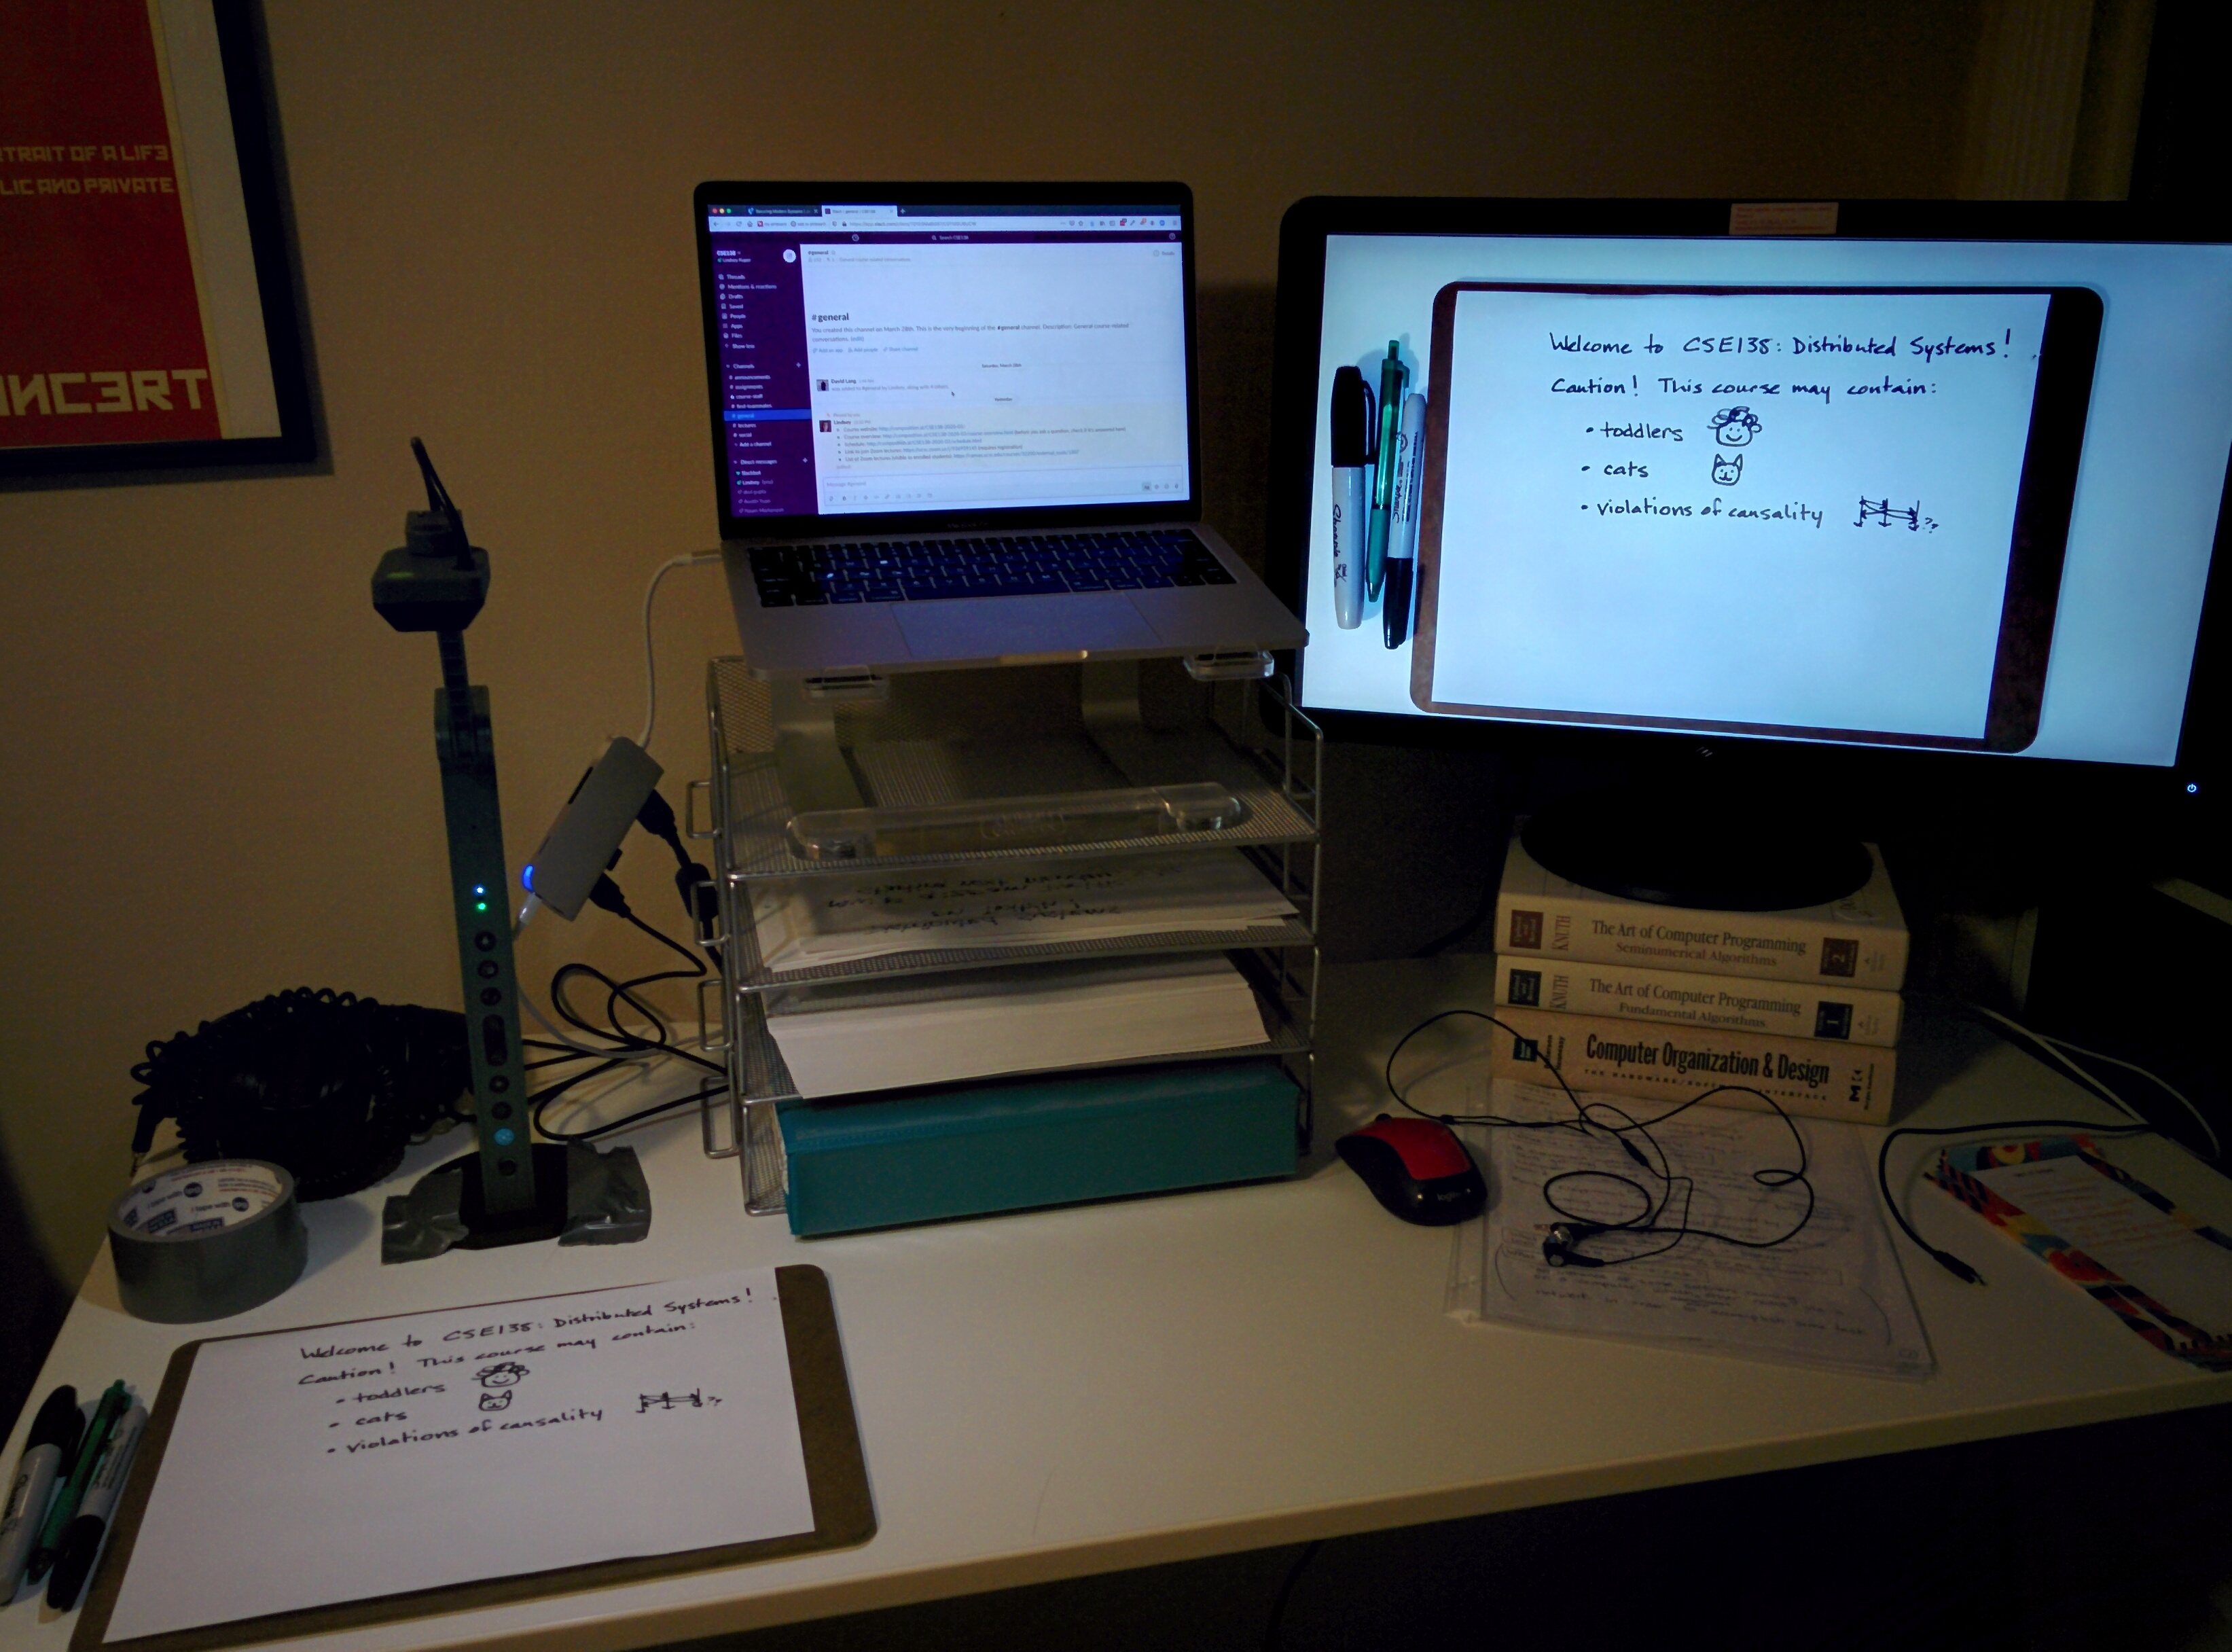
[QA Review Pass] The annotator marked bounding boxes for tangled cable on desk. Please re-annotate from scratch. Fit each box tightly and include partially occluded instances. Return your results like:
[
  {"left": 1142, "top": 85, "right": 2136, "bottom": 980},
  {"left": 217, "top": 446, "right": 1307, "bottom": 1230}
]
[
  {"left": 525, "top": 891, "right": 728, "bottom": 1145},
  {"left": 1383, "top": 1007, "right": 1817, "bottom": 1265}
]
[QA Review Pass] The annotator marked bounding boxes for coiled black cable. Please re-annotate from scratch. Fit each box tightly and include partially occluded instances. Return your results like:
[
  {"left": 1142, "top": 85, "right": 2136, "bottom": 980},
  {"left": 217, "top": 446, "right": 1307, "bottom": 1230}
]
[{"left": 129, "top": 988, "right": 469, "bottom": 1200}]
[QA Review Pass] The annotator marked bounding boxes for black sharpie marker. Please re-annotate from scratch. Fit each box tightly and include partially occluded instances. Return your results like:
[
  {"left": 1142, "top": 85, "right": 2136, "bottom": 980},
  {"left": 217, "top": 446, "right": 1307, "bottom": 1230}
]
[
  {"left": 0, "top": 1386, "right": 79, "bottom": 1595},
  {"left": 1384, "top": 391, "right": 1426, "bottom": 649},
  {"left": 1330, "top": 365, "right": 1372, "bottom": 628}
]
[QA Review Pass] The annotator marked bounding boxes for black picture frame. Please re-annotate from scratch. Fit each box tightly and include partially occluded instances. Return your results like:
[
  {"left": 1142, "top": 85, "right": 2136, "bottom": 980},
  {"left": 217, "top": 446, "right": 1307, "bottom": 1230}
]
[{"left": 1, "top": 0, "right": 317, "bottom": 483}]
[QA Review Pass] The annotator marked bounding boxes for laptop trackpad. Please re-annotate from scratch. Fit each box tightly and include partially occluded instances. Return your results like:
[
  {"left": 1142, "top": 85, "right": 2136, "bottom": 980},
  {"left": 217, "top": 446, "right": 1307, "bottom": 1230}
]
[{"left": 894, "top": 596, "right": 1159, "bottom": 663}]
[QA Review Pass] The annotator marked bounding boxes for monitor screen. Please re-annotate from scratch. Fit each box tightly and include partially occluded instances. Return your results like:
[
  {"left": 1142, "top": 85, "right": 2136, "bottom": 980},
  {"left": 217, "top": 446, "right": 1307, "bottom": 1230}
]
[
  {"left": 697, "top": 193, "right": 1193, "bottom": 527},
  {"left": 1273, "top": 204, "right": 2232, "bottom": 775}
]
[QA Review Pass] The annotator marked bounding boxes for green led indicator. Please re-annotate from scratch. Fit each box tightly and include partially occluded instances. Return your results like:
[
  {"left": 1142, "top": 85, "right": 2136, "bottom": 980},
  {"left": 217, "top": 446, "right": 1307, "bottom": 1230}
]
[{"left": 474, "top": 901, "right": 488, "bottom": 912}]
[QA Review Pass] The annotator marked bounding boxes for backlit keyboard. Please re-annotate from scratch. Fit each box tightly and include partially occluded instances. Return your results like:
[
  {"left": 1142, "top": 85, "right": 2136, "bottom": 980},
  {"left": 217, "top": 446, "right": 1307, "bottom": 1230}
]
[{"left": 747, "top": 530, "right": 1236, "bottom": 606}]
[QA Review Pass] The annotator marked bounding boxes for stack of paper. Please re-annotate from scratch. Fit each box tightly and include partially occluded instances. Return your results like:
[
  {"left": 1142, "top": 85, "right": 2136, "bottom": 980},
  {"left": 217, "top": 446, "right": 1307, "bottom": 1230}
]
[
  {"left": 763, "top": 954, "right": 1269, "bottom": 1098},
  {"left": 751, "top": 852, "right": 1296, "bottom": 974}
]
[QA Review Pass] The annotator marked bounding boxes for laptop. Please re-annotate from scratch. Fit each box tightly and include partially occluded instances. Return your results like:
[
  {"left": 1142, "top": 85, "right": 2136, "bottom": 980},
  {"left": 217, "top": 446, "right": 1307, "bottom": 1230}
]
[{"left": 692, "top": 181, "right": 1306, "bottom": 675}]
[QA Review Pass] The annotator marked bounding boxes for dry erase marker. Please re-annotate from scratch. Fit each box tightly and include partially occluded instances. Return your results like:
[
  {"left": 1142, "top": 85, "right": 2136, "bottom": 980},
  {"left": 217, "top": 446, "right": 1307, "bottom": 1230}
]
[
  {"left": 1384, "top": 391, "right": 1427, "bottom": 649},
  {"left": 1329, "top": 366, "right": 1372, "bottom": 628},
  {"left": 1364, "top": 342, "right": 1409, "bottom": 600},
  {"left": 0, "top": 1386, "right": 79, "bottom": 1596},
  {"left": 26, "top": 1380, "right": 125, "bottom": 1583},
  {"left": 45, "top": 1403, "right": 146, "bottom": 1612}
]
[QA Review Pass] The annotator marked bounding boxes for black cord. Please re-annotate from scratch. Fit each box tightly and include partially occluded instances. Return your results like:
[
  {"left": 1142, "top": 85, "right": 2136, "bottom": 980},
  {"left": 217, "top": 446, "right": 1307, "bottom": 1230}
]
[
  {"left": 636, "top": 787, "right": 723, "bottom": 956},
  {"left": 1875, "top": 1117, "right": 2160, "bottom": 1285},
  {"left": 1383, "top": 1008, "right": 1815, "bottom": 1265},
  {"left": 528, "top": 882, "right": 724, "bottom": 1145},
  {"left": 1384, "top": 995, "right": 2199, "bottom": 1285},
  {"left": 537, "top": 1081, "right": 727, "bottom": 1144},
  {"left": 1263, "top": 1539, "right": 1320, "bottom": 1652},
  {"left": 1861, "top": 999, "right": 2196, "bottom": 1285}
]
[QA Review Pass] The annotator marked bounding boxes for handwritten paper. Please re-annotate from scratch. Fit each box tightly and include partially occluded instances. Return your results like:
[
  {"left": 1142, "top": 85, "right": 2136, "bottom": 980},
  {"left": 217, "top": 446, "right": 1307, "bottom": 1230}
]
[
  {"left": 752, "top": 850, "right": 1295, "bottom": 973},
  {"left": 1450, "top": 1081, "right": 1932, "bottom": 1380},
  {"left": 106, "top": 1269, "right": 814, "bottom": 1641},
  {"left": 1428, "top": 287, "right": 2054, "bottom": 738}
]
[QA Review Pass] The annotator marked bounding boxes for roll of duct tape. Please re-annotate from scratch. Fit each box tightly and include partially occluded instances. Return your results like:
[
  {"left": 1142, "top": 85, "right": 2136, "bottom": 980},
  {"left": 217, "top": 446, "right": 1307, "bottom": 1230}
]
[{"left": 108, "top": 1161, "right": 308, "bottom": 1323}]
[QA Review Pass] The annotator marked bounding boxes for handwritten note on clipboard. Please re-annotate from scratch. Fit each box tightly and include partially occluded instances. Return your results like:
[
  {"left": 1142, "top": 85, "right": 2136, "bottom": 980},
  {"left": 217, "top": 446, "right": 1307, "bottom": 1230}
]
[{"left": 75, "top": 1265, "right": 873, "bottom": 1652}]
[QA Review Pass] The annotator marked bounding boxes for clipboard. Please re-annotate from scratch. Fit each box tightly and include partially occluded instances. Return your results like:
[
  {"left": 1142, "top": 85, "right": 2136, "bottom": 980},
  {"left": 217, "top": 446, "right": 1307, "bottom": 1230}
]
[{"left": 71, "top": 1264, "right": 874, "bottom": 1652}]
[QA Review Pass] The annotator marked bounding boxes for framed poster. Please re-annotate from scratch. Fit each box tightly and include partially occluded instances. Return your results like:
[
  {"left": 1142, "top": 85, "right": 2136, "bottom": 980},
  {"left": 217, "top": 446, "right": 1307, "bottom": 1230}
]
[{"left": 1, "top": 0, "right": 315, "bottom": 480}]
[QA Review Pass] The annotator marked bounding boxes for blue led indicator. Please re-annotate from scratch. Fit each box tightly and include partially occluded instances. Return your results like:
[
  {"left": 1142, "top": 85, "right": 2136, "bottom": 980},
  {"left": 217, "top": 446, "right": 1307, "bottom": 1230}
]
[
  {"left": 523, "top": 865, "right": 536, "bottom": 889},
  {"left": 2188, "top": 783, "right": 2200, "bottom": 795},
  {"left": 492, "top": 1126, "right": 516, "bottom": 1147}
]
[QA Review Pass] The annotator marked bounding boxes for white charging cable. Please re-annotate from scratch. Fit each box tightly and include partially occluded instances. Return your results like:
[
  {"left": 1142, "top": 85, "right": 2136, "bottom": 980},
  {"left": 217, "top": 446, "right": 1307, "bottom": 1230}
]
[{"left": 639, "top": 550, "right": 723, "bottom": 754}]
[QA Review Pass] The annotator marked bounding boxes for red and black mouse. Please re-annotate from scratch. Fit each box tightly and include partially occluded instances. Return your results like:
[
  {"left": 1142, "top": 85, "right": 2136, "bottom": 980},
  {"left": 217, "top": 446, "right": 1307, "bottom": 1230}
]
[{"left": 1335, "top": 1115, "right": 1487, "bottom": 1225}]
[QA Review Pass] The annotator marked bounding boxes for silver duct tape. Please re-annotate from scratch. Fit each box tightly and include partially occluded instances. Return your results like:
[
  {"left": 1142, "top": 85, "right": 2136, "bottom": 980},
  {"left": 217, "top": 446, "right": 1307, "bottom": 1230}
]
[{"left": 109, "top": 1160, "right": 309, "bottom": 1323}]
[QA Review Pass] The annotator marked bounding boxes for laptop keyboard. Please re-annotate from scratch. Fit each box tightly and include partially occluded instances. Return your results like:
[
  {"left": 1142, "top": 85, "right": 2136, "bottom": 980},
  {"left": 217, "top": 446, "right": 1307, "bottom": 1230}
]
[{"left": 746, "top": 530, "right": 1236, "bottom": 606}]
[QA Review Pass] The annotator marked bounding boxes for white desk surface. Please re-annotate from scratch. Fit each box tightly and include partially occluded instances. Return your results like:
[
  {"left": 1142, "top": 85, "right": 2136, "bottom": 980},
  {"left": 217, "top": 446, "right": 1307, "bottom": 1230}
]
[{"left": 5, "top": 956, "right": 2229, "bottom": 1652}]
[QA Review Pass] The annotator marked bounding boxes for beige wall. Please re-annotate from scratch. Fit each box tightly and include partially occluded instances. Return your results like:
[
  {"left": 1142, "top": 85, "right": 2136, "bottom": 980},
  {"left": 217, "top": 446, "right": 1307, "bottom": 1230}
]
[{"left": 0, "top": 0, "right": 1983, "bottom": 1282}]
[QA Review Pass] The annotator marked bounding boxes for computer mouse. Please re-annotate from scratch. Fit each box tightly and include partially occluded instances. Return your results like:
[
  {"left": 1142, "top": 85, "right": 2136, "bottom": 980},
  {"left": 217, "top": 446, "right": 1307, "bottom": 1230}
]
[{"left": 1335, "top": 1115, "right": 1486, "bottom": 1225}]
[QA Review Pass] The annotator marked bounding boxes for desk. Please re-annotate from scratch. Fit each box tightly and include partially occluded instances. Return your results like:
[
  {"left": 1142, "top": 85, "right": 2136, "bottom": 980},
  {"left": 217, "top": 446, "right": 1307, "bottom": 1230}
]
[{"left": 4, "top": 957, "right": 2229, "bottom": 1652}]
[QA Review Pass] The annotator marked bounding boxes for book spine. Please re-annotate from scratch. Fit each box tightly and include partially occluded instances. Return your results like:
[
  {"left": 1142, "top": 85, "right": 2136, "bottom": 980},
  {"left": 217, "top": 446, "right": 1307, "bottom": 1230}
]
[
  {"left": 1492, "top": 954, "right": 1901, "bottom": 1046},
  {"left": 1493, "top": 891, "right": 1907, "bottom": 990},
  {"left": 1484, "top": 1006, "right": 1895, "bottom": 1124}
]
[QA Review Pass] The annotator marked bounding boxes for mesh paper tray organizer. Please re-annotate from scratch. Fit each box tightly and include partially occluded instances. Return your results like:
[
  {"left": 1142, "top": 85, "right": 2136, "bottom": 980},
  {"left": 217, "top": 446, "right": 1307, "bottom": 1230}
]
[{"left": 689, "top": 657, "right": 1322, "bottom": 1218}]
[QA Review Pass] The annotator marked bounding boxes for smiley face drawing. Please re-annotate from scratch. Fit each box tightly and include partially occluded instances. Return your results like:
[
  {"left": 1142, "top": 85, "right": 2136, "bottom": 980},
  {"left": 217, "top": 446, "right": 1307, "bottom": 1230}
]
[
  {"left": 1709, "top": 406, "right": 1761, "bottom": 447},
  {"left": 1712, "top": 452, "right": 1744, "bottom": 486},
  {"left": 475, "top": 1360, "right": 529, "bottom": 1412}
]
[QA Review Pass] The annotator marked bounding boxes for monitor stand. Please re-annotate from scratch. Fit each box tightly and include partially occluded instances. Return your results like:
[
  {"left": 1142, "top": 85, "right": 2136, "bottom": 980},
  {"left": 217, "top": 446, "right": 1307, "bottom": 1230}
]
[{"left": 1521, "top": 791, "right": 1872, "bottom": 912}]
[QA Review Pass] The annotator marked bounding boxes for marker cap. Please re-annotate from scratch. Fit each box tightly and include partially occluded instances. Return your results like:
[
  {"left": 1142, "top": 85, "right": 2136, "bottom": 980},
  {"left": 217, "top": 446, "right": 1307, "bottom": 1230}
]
[
  {"left": 45, "top": 1513, "right": 105, "bottom": 1610},
  {"left": 26, "top": 1386, "right": 82, "bottom": 1458},
  {"left": 1331, "top": 366, "right": 1371, "bottom": 467}
]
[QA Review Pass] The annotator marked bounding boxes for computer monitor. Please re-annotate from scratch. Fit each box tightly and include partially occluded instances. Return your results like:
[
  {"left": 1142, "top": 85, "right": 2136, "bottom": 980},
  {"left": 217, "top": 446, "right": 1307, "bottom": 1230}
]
[{"left": 1267, "top": 199, "right": 2232, "bottom": 891}]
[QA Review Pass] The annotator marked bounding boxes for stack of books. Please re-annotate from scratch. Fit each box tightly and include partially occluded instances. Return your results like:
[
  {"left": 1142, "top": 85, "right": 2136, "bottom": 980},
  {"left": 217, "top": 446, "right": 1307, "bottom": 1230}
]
[{"left": 1487, "top": 833, "right": 1908, "bottom": 1124}]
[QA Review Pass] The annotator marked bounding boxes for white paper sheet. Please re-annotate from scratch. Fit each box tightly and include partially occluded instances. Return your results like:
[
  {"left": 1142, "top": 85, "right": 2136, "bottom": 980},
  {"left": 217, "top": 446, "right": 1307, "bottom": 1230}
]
[
  {"left": 752, "top": 851, "right": 1295, "bottom": 972},
  {"left": 1971, "top": 1154, "right": 2232, "bottom": 1339},
  {"left": 764, "top": 952, "right": 1267, "bottom": 1097},
  {"left": 107, "top": 1268, "right": 815, "bottom": 1642},
  {"left": 1450, "top": 1080, "right": 1932, "bottom": 1380}
]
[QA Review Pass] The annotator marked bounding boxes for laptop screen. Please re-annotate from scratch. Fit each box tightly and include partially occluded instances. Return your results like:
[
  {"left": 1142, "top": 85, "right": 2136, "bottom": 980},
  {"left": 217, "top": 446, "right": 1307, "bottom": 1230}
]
[{"left": 698, "top": 194, "right": 1193, "bottom": 528}]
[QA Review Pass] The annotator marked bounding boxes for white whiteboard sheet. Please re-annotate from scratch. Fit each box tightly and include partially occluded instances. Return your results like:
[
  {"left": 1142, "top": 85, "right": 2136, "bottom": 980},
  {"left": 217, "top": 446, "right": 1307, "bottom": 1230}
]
[
  {"left": 1429, "top": 287, "right": 2052, "bottom": 738},
  {"left": 106, "top": 1268, "right": 815, "bottom": 1642}
]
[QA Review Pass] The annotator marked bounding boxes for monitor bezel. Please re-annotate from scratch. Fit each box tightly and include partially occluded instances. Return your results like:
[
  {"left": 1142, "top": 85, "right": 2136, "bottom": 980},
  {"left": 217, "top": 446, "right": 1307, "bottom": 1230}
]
[
  {"left": 1266, "top": 196, "right": 2232, "bottom": 825},
  {"left": 693, "top": 179, "right": 1201, "bottom": 541}
]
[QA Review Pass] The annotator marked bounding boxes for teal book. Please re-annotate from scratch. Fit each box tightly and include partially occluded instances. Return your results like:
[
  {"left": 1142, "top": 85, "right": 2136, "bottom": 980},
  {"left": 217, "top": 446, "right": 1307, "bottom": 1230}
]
[{"left": 776, "top": 1060, "right": 1301, "bottom": 1236}]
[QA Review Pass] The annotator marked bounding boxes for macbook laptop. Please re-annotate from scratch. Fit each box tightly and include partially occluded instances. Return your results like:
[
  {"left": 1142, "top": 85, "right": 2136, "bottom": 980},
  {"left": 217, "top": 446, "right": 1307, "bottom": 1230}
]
[{"left": 692, "top": 181, "right": 1306, "bottom": 675}]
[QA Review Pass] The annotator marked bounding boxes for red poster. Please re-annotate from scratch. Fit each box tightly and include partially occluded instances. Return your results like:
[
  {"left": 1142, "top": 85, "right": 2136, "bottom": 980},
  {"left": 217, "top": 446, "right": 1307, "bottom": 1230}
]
[{"left": 0, "top": 0, "right": 222, "bottom": 448}]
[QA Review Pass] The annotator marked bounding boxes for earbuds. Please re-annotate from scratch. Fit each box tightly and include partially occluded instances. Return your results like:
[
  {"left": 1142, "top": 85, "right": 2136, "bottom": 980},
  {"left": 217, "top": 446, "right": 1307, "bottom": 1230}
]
[{"left": 1542, "top": 1223, "right": 1608, "bottom": 1268}]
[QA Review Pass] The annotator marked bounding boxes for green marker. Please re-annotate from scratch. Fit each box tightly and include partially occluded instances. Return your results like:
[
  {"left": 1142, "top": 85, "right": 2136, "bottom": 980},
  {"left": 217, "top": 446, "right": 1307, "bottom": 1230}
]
[
  {"left": 1364, "top": 341, "right": 1409, "bottom": 600},
  {"left": 26, "top": 1380, "right": 127, "bottom": 1583}
]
